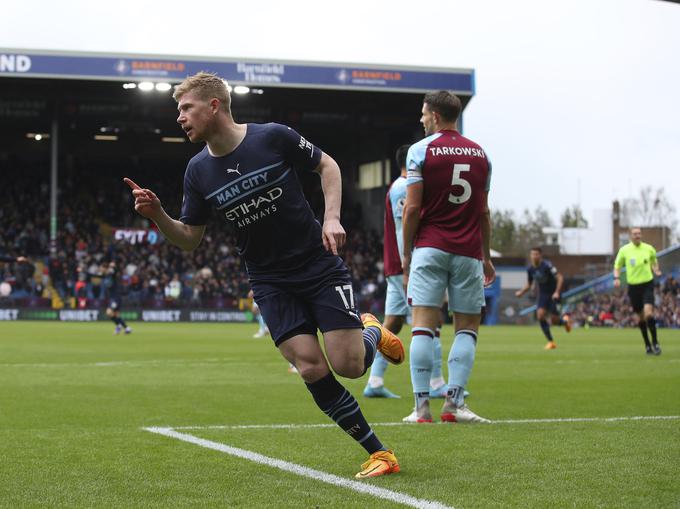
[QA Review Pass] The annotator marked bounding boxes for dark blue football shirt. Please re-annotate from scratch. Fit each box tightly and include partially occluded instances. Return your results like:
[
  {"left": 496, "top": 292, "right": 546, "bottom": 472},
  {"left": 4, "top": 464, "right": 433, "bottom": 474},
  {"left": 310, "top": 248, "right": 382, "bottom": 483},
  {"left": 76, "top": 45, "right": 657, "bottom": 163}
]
[
  {"left": 180, "top": 123, "right": 324, "bottom": 278},
  {"left": 527, "top": 260, "right": 558, "bottom": 295}
]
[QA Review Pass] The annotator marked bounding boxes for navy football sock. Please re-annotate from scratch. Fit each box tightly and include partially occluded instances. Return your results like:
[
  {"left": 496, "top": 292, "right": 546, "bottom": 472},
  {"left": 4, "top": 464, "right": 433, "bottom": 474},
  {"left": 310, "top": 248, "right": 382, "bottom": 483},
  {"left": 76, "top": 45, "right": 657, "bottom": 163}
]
[
  {"left": 306, "top": 373, "right": 385, "bottom": 454},
  {"left": 539, "top": 319, "right": 553, "bottom": 341},
  {"left": 646, "top": 318, "right": 658, "bottom": 345},
  {"left": 362, "top": 326, "right": 381, "bottom": 373}
]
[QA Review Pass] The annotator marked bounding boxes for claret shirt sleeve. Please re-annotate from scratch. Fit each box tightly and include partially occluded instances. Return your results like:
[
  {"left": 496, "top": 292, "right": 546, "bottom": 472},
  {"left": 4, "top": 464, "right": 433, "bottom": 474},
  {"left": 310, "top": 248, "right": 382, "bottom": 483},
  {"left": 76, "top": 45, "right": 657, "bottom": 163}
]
[{"left": 269, "top": 123, "right": 322, "bottom": 173}]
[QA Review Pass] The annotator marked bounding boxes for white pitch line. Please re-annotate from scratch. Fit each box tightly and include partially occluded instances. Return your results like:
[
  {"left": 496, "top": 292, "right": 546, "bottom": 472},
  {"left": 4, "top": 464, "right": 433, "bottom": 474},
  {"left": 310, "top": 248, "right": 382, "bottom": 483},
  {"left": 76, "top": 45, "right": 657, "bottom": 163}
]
[
  {"left": 171, "top": 415, "right": 680, "bottom": 430},
  {"left": 492, "top": 415, "right": 680, "bottom": 424},
  {"left": 143, "top": 427, "right": 453, "bottom": 509},
  {"left": 4, "top": 359, "right": 678, "bottom": 369}
]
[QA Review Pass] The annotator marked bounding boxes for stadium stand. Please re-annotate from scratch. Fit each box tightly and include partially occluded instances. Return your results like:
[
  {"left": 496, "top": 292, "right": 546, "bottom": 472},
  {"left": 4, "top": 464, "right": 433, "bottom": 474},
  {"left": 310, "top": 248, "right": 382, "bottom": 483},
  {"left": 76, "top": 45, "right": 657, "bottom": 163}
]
[
  {"left": 0, "top": 165, "right": 385, "bottom": 312},
  {"left": 569, "top": 281, "right": 680, "bottom": 328},
  {"left": 1, "top": 161, "right": 675, "bottom": 325}
]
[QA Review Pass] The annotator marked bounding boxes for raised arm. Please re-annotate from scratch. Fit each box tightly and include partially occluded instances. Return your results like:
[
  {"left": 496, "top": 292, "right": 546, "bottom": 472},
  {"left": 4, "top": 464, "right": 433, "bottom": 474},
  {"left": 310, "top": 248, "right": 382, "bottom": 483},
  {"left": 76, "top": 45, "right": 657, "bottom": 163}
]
[{"left": 124, "top": 177, "right": 205, "bottom": 251}]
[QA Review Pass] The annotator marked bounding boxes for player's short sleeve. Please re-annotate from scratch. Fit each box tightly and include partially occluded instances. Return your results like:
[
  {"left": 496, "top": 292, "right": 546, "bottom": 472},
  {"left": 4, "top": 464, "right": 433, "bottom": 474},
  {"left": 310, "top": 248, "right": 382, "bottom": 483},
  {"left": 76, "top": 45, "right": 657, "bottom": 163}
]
[
  {"left": 648, "top": 244, "right": 657, "bottom": 265},
  {"left": 269, "top": 123, "right": 322, "bottom": 173},
  {"left": 614, "top": 248, "right": 625, "bottom": 269},
  {"left": 179, "top": 164, "right": 210, "bottom": 225},
  {"left": 547, "top": 261, "right": 558, "bottom": 276},
  {"left": 406, "top": 141, "right": 427, "bottom": 186},
  {"left": 527, "top": 267, "right": 534, "bottom": 284}
]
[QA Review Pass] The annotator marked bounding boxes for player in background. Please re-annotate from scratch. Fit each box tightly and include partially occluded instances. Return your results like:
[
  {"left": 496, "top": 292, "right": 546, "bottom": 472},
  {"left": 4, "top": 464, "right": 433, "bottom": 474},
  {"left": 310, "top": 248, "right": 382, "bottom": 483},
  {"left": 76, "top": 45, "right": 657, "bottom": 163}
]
[
  {"left": 106, "top": 300, "right": 131, "bottom": 335},
  {"left": 363, "top": 145, "right": 449, "bottom": 401},
  {"left": 515, "top": 247, "right": 570, "bottom": 349},
  {"left": 248, "top": 288, "right": 270, "bottom": 338},
  {"left": 125, "top": 72, "right": 403, "bottom": 478},
  {"left": 403, "top": 90, "right": 494, "bottom": 424},
  {"left": 104, "top": 261, "right": 131, "bottom": 335},
  {"left": 613, "top": 227, "right": 662, "bottom": 355}
]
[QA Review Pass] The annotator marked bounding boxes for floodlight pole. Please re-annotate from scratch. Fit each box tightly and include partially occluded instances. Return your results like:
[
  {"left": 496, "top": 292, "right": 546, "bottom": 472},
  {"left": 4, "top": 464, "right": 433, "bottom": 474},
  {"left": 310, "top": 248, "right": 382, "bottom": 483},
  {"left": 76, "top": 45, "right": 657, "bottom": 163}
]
[{"left": 49, "top": 113, "right": 58, "bottom": 257}]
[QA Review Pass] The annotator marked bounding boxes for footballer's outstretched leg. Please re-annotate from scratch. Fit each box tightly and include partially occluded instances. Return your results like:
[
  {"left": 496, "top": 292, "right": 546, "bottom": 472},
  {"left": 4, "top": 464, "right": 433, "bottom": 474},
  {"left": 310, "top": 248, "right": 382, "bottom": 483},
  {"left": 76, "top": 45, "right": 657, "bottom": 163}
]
[{"left": 281, "top": 332, "right": 400, "bottom": 478}]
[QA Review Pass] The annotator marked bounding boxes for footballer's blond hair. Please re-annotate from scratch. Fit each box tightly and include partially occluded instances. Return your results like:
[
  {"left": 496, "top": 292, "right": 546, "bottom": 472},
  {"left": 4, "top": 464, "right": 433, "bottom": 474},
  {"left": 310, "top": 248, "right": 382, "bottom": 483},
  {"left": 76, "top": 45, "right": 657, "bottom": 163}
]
[{"left": 173, "top": 72, "right": 231, "bottom": 113}]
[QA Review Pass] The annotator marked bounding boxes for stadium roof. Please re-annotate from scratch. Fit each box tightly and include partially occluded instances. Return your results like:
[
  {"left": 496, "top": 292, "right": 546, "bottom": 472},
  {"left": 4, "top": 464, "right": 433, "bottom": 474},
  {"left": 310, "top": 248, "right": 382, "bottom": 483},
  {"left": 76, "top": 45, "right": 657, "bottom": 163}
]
[{"left": 0, "top": 48, "right": 475, "bottom": 96}]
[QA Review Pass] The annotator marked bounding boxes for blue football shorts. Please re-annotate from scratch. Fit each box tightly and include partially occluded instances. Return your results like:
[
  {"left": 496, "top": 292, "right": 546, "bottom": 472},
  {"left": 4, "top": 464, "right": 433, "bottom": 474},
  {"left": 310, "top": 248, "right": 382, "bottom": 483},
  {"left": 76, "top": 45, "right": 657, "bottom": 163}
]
[
  {"left": 408, "top": 246, "right": 484, "bottom": 314},
  {"left": 385, "top": 274, "right": 410, "bottom": 317},
  {"left": 537, "top": 292, "right": 561, "bottom": 315}
]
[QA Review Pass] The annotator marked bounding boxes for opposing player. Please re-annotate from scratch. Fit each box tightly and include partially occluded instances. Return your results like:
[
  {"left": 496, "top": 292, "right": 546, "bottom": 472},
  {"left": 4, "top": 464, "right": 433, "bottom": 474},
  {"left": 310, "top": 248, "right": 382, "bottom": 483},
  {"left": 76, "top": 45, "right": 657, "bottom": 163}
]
[
  {"left": 124, "top": 72, "right": 403, "bottom": 478},
  {"left": 104, "top": 262, "right": 131, "bottom": 335},
  {"left": 106, "top": 300, "right": 132, "bottom": 335},
  {"left": 402, "top": 90, "right": 494, "bottom": 424},
  {"left": 363, "top": 145, "right": 449, "bottom": 401},
  {"left": 614, "top": 227, "right": 662, "bottom": 355},
  {"left": 515, "top": 247, "right": 570, "bottom": 349}
]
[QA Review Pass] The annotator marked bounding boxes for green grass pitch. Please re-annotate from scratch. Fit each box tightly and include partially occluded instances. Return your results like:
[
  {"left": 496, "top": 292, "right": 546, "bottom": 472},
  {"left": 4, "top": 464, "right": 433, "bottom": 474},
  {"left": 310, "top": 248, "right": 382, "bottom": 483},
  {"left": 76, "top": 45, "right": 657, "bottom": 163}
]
[{"left": 0, "top": 321, "right": 678, "bottom": 508}]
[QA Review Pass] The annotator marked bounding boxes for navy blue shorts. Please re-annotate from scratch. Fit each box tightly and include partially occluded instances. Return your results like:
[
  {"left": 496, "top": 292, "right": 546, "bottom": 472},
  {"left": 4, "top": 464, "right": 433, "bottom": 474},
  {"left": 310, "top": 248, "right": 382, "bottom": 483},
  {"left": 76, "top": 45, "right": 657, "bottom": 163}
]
[
  {"left": 250, "top": 252, "right": 363, "bottom": 346},
  {"left": 537, "top": 293, "right": 560, "bottom": 315}
]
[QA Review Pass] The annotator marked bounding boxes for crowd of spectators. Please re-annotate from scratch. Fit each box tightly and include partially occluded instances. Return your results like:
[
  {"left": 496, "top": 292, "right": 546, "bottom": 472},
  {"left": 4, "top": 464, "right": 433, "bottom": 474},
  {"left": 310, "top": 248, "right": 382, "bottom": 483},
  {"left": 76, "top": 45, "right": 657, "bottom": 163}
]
[
  {"left": 0, "top": 164, "right": 385, "bottom": 310},
  {"left": 568, "top": 275, "right": 680, "bottom": 328},
  {"left": 3, "top": 165, "right": 678, "bottom": 322}
]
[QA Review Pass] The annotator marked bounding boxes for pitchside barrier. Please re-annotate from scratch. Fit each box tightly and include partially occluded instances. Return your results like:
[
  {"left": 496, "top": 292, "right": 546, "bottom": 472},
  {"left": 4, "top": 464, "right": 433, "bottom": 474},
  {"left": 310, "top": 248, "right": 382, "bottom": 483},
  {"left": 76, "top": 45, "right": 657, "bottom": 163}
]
[
  {"left": 519, "top": 243, "right": 680, "bottom": 317},
  {"left": 1, "top": 278, "right": 504, "bottom": 324},
  {"left": 0, "top": 308, "right": 253, "bottom": 322}
]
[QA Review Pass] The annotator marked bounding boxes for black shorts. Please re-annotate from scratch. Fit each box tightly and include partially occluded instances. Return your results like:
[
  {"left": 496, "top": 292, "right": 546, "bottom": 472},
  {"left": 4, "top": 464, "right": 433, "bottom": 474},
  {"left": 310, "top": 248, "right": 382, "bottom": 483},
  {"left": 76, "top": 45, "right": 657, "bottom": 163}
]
[
  {"left": 250, "top": 252, "right": 363, "bottom": 346},
  {"left": 627, "top": 280, "right": 654, "bottom": 313},
  {"left": 537, "top": 293, "right": 560, "bottom": 315}
]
